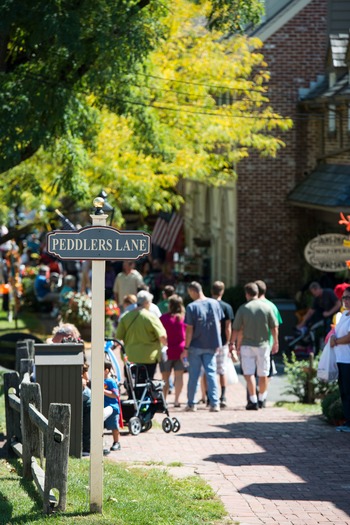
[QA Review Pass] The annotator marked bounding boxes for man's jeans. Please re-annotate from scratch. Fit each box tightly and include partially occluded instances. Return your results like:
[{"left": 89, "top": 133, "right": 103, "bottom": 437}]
[{"left": 187, "top": 347, "right": 219, "bottom": 407}]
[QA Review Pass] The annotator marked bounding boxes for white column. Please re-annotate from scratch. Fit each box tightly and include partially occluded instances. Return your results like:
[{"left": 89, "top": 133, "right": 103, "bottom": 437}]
[{"left": 89, "top": 211, "right": 107, "bottom": 513}]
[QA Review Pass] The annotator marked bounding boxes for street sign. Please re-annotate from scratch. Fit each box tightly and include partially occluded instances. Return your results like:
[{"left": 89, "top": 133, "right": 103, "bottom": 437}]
[
  {"left": 304, "top": 233, "right": 350, "bottom": 272},
  {"left": 47, "top": 226, "right": 150, "bottom": 260}
]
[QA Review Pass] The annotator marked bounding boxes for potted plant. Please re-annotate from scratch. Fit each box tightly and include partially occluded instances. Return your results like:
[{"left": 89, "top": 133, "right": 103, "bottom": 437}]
[{"left": 61, "top": 292, "right": 92, "bottom": 340}]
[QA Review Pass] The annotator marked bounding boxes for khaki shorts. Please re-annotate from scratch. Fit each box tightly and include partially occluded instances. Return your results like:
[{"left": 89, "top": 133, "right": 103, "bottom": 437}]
[
  {"left": 240, "top": 345, "right": 271, "bottom": 377},
  {"left": 216, "top": 345, "right": 229, "bottom": 375}
]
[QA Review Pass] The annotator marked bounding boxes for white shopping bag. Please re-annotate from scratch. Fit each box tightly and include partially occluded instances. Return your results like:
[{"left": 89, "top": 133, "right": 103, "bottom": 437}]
[
  {"left": 161, "top": 346, "right": 168, "bottom": 362},
  {"left": 227, "top": 357, "right": 239, "bottom": 385},
  {"left": 317, "top": 340, "right": 338, "bottom": 382}
]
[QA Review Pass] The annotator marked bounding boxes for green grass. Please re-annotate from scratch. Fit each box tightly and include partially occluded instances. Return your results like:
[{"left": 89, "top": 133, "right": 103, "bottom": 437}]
[
  {"left": 0, "top": 387, "right": 226, "bottom": 524},
  {"left": 274, "top": 400, "right": 322, "bottom": 415},
  {"left": 0, "top": 456, "right": 227, "bottom": 525},
  {"left": 0, "top": 308, "right": 227, "bottom": 524},
  {"left": 0, "top": 373, "right": 4, "bottom": 434},
  {"left": 0, "top": 366, "right": 226, "bottom": 524}
]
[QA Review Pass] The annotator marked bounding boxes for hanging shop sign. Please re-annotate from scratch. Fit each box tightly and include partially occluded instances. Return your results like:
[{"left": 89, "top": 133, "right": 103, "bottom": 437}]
[{"left": 304, "top": 233, "right": 350, "bottom": 272}]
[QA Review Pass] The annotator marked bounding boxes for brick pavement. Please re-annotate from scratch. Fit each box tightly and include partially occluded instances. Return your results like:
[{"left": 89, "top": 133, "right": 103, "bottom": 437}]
[{"left": 104, "top": 375, "right": 350, "bottom": 525}]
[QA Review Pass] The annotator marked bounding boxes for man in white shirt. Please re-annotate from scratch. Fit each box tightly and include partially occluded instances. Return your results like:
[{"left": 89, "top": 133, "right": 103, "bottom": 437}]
[{"left": 113, "top": 261, "right": 143, "bottom": 308}]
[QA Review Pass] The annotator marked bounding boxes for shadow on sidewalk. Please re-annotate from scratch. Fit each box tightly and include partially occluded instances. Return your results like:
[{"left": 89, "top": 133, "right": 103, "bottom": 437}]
[{"left": 181, "top": 416, "right": 350, "bottom": 517}]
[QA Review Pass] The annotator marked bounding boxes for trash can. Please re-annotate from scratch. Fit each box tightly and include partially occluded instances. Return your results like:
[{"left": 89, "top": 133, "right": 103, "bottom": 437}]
[{"left": 34, "top": 343, "right": 84, "bottom": 458}]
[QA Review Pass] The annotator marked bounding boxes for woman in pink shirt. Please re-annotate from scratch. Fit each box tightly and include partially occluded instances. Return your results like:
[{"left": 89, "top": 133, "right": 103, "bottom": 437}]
[{"left": 160, "top": 295, "right": 186, "bottom": 407}]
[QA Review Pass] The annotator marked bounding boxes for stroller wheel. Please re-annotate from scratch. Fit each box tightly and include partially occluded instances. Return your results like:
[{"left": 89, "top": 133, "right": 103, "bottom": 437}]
[
  {"left": 142, "top": 421, "right": 153, "bottom": 432},
  {"left": 128, "top": 416, "right": 142, "bottom": 436},
  {"left": 162, "top": 417, "right": 174, "bottom": 433},
  {"left": 172, "top": 417, "right": 181, "bottom": 433}
]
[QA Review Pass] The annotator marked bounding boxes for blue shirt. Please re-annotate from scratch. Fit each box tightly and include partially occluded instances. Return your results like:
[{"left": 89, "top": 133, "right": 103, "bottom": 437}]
[
  {"left": 104, "top": 377, "right": 120, "bottom": 413},
  {"left": 185, "top": 298, "right": 224, "bottom": 350},
  {"left": 34, "top": 274, "right": 49, "bottom": 299}
]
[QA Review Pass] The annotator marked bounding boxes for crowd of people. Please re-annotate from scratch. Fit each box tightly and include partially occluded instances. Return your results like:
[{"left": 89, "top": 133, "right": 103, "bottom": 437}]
[
  {"left": 0, "top": 226, "right": 182, "bottom": 322},
  {"left": 115, "top": 277, "right": 282, "bottom": 416},
  {"left": 5, "top": 226, "right": 350, "bottom": 447},
  {"left": 35, "top": 272, "right": 350, "bottom": 461}
]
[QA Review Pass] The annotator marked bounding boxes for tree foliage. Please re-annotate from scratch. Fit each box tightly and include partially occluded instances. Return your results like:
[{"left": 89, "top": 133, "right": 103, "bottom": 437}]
[
  {"left": 0, "top": 0, "right": 166, "bottom": 171},
  {"left": 0, "top": 0, "right": 291, "bottom": 223}
]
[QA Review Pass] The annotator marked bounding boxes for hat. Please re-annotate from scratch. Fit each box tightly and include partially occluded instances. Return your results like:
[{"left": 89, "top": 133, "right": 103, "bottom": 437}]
[
  {"left": 137, "top": 290, "right": 153, "bottom": 306},
  {"left": 334, "top": 283, "right": 350, "bottom": 300}
]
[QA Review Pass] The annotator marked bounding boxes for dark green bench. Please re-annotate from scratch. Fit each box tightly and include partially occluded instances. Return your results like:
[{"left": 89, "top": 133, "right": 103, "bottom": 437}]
[{"left": 0, "top": 333, "right": 43, "bottom": 370}]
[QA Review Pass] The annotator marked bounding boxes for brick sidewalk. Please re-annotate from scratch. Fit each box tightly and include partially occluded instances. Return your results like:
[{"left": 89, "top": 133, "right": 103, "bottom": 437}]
[{"left": 104, "top": 376, "right": 350, "bottom": 525}]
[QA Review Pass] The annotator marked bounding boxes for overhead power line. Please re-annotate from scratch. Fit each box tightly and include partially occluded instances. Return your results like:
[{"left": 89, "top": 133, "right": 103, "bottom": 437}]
[{"left": 15, "top": 70, "right": 339, "bottom": 123}]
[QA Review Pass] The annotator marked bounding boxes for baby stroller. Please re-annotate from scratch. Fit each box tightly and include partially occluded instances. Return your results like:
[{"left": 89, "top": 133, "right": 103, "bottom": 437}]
[
  {"left": 284, "top": 319, "right": 325, "bottom": 360},
  {"left": 104, "top": 338, "right": 181, "bottom": 436}
]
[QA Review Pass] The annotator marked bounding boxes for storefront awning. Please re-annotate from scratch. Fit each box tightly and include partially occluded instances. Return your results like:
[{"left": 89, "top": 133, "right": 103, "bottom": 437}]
[{"left": 287, "top": 164, "right": 350, "bottom": 212}]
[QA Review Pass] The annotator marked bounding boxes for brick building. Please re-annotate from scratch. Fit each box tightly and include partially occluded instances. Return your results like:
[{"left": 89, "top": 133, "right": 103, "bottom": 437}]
[{"left": 182, "top": 0, "right": 350, "bottom": 297}]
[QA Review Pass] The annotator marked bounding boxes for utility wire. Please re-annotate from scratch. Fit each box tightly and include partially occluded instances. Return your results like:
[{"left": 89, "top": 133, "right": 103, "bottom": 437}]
[{"left": 17, "top": 71, "right": 339, "bottom": 123}]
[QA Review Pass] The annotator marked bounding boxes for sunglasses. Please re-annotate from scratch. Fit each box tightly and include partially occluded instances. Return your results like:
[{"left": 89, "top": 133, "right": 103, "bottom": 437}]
[{"left": 343, "top": 296, "right": 350, "bottom": 300}]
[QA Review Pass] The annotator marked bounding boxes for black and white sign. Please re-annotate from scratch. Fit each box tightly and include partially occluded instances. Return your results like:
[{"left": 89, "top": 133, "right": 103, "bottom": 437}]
[{"left": 304, "top": 233, "right": 350, "bottom": 272}]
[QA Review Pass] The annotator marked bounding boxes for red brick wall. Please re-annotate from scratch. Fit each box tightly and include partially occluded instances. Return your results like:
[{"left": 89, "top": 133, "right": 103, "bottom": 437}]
[{"left": 236, "top": 0, "right": 328, "bottom": 296}]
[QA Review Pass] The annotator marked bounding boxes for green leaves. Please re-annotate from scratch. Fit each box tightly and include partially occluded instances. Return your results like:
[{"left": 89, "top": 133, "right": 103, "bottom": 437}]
[
  {"left": 0, "top": 0, "right": 164, "bottom": 171},
  {"left": 207, "top": 0, "right": 264, "bottom": 33},
  {"left": 0, "top": 0, "right": 291, "bottom": 220}
]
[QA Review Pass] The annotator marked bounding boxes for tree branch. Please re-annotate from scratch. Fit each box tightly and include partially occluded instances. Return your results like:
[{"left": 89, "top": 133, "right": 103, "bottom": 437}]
[
  {"left": 0, "top": 144, "right": 40, "bottom": 174},
  {"left": 0, "top": 33, "right": 9, "bottom": 72}
]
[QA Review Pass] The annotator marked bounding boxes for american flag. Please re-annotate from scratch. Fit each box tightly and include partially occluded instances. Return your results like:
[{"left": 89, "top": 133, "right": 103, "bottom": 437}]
[
  {"left": 55, "top": 209, "right": 77, "bottom": 231},
  {"left": 152, "top": 212, "right": 183, "bottom": 251}
]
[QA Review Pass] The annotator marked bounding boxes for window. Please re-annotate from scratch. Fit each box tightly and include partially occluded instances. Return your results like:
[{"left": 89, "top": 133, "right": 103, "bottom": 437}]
[{"left": 328, "top": 104, "right": 336, "bottom": 134}]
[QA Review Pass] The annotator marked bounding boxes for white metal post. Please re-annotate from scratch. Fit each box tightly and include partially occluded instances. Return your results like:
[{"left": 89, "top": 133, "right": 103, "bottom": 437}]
[{"left": 89, "top": 208, "right": 108, "bottom": 513}]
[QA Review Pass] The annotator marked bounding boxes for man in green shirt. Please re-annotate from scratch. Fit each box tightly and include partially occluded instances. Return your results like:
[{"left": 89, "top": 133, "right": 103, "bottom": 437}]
[
  {"left": 116, "top": 290, "right": 167, "bottom": 379},
  {"left": 229, "top": 282, "right": 278, "bottom": 411}
]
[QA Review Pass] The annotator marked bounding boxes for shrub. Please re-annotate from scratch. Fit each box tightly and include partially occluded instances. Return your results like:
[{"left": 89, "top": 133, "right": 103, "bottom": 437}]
[
  {"left": 328, "top": 398, "right": 344, "bottom": 423},
  {"left": 283, "top": 352, "right": 338, "bottom": 404},
  {"left": 61, "top": 292, "right": 92, "bottom": 328},
  {"left": 321, "top": 388, "right": 344, "bottom": 423},
  {"left": 21, "top": 276, "right": 37, "bottom": 308}
]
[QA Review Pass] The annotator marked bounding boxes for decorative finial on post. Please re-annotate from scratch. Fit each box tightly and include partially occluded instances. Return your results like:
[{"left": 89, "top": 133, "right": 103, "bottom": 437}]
[{"left": 93, "top": 197, "right": 105, "bottom": 215}]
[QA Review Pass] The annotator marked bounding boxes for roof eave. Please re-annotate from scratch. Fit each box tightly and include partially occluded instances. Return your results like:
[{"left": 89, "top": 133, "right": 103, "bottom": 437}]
[
  {"left": 250, "top": 0, "right": 314, "bottom": 42},
  {"left": 288, "top": 201, "right": 350, "bottom": 213}
]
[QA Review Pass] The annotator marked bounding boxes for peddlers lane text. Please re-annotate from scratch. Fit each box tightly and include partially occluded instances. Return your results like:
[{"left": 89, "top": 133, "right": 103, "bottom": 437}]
[{"left": 47, "top": 226, "right": 151, "bottom": 261}]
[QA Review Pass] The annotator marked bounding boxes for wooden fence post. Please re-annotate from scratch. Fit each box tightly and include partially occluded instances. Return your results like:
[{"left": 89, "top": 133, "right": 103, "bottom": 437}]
[
  {"left": 21, "top": 382, "right": 44, "bottom": 479},
  {"left": 20, "top": 358, "right": 34, "bottom": 382},
  {"left": 44, "top": 403, "right": 71, "bottom": 513},
  {"left": 15, "top": 340, "right": 32, "bottom": 372},
  {"left": 4, "top": 372, "right": 21, "bottom": 454}
]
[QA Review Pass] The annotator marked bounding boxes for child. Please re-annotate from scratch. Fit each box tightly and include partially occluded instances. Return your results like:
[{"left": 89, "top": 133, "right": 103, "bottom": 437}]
[
  {"left": 59, "top": 274, "right": 76, "bottom": 304},
  {"left": 104, "top": 360, "right": 121, "bottom": 451}
]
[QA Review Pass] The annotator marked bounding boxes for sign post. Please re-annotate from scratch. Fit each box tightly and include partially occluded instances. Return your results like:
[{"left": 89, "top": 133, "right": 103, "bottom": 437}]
[
  {"left": 46, "top": 197, "right": 150, "bottom": 513},
  {"left": 89, "top": 199, "right": 107, "bottom": 512}
]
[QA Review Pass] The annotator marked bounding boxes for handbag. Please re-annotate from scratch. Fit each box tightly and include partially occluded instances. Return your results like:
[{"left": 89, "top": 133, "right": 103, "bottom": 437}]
[{"left": 317, "top": 340, "right": 338, "bottom": 382}]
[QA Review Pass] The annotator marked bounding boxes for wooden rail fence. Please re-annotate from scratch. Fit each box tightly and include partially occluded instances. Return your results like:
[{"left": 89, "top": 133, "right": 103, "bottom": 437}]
[{"left": 4, "top": 358, "right": 71, "bottom": 514}]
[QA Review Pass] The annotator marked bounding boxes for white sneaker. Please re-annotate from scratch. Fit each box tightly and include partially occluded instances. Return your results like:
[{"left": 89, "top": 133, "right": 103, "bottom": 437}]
[
  {"left": 185, "top": 405, "right": 197, "bottom": 412},
  {"left": 209, "top": 405, "right": 220, "bottom": 412}
]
